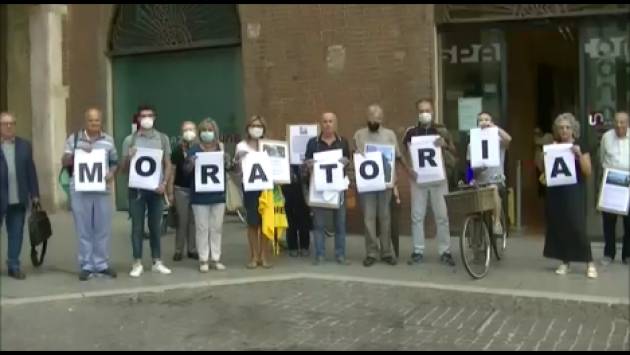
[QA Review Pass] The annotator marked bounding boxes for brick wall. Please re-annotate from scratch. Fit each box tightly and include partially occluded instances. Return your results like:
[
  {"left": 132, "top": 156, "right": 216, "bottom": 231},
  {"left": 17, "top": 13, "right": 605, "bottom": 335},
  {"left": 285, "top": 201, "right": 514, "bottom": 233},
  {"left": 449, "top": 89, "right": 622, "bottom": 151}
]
[{"left": 239, "top": 4, "right": 437, "bottom": 236}]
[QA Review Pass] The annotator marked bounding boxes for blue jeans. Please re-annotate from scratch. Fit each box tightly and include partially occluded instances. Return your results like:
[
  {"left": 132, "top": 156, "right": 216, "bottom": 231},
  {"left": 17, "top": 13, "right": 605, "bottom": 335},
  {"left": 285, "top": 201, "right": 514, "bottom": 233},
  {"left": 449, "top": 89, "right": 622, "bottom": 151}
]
[
  {"left": 312, "top": 195, "right": 346, "bottom": 259},
  {"left": 128, "top": 189, "right": 163, "bottom": 260},
  {"left": 0, "top": 204, "right": 27, "bottom": 272}
]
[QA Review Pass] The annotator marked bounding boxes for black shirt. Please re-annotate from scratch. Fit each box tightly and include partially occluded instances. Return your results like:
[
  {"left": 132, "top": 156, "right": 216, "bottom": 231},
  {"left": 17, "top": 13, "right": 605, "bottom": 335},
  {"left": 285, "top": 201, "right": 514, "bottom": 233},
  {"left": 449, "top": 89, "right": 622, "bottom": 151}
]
[
  {"left": 171, "top": 143, "right": 192, "bottom": 188},
  {"left": 402, "top": 125, "right": 439, "bottom": 149},
  {"left": 304, "top": 134, "right": 351, "bottom": 160}
]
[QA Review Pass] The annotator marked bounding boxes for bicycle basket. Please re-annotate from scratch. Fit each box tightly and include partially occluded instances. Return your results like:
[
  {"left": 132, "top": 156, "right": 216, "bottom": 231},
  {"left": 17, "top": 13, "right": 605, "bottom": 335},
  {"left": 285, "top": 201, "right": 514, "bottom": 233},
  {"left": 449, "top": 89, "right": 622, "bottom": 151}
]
[{"left": 444, "top": 187, "right": 496, "bottom": 235}]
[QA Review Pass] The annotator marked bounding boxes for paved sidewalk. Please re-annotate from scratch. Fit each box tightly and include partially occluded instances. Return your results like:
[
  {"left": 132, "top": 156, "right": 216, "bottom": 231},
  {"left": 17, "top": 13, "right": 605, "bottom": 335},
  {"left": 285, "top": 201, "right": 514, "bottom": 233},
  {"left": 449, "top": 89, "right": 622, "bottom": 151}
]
[{"left": 1, "top": 211, "right": 628, "bottom": 304}]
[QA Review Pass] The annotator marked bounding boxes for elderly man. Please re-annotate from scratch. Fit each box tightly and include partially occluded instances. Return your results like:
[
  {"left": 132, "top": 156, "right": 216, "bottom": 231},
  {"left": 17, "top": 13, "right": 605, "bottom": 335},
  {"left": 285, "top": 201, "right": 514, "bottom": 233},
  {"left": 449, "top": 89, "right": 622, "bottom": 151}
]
[
  {"left": 353, "top": 104, "right": 402, "bottom": 267},
  {"left": 403, "top": 98, "right": 456, "bottom": 267},
  {"left": 61, "top": 108, "right": 118, "bottom": 281},
  {"left": 304, "top": 112, "right": 351, "bottom": 266},
  {"left": 600, "top": 111, "right": 630, "bottom": 266},
  {"left": 0, "top": 112, "right": 40, "bottom": 280}
]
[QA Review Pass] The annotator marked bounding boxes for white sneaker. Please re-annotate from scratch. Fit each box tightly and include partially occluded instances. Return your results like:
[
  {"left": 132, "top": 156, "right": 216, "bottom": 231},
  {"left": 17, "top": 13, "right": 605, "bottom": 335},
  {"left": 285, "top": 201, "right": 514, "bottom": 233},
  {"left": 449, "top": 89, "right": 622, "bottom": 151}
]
[
  {"left": 555, "top": 263, "right": 569, "bottom": 275},
  {"left": 129, "top": 262, "right": 144, "bottom": 278},
  {"left": 211, "top": 261, "right": 226, "bottom": 271},
  {"left": 199, "top": 263, "right": 209, "bottom": 273},
  {"left": 587, "top": 264, "right": 598, "bottom": 279},
  {"left": 152, "top": 261, "right": 172, "bottom": 275}
]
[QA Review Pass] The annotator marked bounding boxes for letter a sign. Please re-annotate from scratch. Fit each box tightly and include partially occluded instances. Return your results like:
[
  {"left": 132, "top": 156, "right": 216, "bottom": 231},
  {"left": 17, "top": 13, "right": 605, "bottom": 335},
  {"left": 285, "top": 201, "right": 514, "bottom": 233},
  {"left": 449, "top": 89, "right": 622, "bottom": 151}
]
[
  {"left": 194, "top": 151, "right": 225, "bottom": 192},
  {"left": 354, "top": 152, "right": 386, "bottom": 193},
  {"left": 242, "top": 151, "right": 274, "bottom": 192},
  {"left": 543, "top": 144, "right": 577, "bottom": 187},
  {"left": 74, "top": 149, "right": 107, "bottom": 192},
  {"left": 129, "top": 148, "right": 164, "bottom": 191}
]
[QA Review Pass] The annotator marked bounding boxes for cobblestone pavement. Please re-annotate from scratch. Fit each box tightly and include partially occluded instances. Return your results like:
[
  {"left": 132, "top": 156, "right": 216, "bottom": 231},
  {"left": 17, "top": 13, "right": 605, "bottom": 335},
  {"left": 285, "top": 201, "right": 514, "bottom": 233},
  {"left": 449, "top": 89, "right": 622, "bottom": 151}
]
[{"left": 1, "top": 279, "right": 628, "bottom": 351}]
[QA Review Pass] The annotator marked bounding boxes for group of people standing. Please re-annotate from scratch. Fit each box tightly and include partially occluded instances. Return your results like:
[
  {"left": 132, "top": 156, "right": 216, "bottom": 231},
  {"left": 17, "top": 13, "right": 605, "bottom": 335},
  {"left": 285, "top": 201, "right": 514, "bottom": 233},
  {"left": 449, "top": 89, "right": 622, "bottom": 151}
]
[{"left": 0, "top": 103, "right": 628, "bottom": 281}]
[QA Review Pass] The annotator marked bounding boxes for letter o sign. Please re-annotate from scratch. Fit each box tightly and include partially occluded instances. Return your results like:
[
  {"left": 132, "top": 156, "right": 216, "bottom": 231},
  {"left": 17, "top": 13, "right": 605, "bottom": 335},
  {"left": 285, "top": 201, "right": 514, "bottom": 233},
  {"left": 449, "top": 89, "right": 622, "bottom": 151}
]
[
  {"left": 360, "top": 160, "right": 379, "bottom": 179},
  {"left": 136, "top": 156, "right": 157, "bottom": 177}
]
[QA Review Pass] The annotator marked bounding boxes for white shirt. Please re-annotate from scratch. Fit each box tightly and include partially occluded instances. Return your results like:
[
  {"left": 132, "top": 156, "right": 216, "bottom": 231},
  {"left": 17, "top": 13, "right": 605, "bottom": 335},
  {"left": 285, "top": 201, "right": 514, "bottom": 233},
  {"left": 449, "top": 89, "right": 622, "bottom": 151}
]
[{"left": 600, "top": 129, "right": 630, "bottom": 171}]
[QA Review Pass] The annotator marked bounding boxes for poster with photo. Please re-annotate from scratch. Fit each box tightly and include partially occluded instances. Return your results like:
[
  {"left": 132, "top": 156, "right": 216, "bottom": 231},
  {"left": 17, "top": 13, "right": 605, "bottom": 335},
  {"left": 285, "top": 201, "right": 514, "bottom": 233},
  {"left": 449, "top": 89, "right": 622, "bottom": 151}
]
[
  {"left": 365, "top": 143, "right": 395, "bottom": 188},
  {"left": 259, "top": 139, "right": 291, "bottom": 184},
  {"left": 597, "top": 168, "right": 630, "bottom": 216},
  {"left": 287, "top": 124, "right": 319, "bottom": 165}
]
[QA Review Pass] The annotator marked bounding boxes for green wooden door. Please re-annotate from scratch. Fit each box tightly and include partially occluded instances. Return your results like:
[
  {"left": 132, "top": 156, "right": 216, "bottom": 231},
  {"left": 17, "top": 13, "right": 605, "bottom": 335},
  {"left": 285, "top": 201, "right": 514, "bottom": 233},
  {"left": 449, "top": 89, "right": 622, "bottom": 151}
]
[{"left": 112, "top": 46, "right": 244, "bottom": 210}]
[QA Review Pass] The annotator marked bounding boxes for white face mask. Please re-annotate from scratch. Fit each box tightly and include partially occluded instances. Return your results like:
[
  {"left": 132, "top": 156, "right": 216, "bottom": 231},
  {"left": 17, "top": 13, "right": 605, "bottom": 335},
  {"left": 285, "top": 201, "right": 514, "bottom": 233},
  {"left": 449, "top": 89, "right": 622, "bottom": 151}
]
[
  {"left": 182, "top": 130, "right": 196, "bottom": 142},
  {"left": 248, "top": 127, "right": 264, "bottom": 139},
  {"left": 140, "top": 117, "right": 154, "bottom": 130},
  {"left": 418, "top": 112, "right": 432, "bottom": 125}
]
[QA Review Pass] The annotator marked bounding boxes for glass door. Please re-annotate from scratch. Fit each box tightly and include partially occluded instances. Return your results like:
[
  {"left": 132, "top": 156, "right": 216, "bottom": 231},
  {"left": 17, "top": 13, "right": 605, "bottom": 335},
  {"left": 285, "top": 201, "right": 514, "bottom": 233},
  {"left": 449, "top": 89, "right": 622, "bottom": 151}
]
[{"left": 580, "top": 17, "right": 630, "bottom": 238}]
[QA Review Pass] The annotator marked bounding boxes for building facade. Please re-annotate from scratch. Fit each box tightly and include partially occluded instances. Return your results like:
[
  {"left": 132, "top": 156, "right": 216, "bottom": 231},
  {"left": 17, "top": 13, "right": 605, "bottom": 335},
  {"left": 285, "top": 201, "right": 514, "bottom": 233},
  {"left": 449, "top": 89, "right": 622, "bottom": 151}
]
[{"left": 1, "top": 4, "right": 628, "bottom": 237}]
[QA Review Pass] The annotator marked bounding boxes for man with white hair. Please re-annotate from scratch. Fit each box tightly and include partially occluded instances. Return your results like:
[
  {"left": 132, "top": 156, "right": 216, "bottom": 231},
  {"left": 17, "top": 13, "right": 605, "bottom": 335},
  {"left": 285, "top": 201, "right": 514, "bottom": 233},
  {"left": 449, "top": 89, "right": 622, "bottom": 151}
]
[
  {"left": 600, "top": 110, "right": 630, "bottom": 266},
  {"left": 353, "top": 104, "right": 402, "bottom": 267}
]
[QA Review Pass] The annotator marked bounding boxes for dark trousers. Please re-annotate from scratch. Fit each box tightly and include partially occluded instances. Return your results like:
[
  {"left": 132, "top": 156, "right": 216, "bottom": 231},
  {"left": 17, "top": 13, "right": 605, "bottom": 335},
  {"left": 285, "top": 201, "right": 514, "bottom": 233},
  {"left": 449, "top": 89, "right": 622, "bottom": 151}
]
[
  {"left": 0, "top": 204, "right": 27, "bottom": 272},
  {"left": 129, "top": 189, "right": 164, "bottom": 260},
  {"left": 602, "top": 212, "right": 630, "bottom": 260},
  {"left": 282, "top": 182, "right": 311, "bottom": 251}
]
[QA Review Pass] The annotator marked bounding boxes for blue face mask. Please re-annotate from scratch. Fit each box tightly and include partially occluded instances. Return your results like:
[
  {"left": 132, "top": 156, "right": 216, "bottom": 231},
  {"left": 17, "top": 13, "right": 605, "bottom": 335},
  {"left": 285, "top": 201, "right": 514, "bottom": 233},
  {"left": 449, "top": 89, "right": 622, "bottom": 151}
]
[{"left": 200, "top": 131, "right": 215, "bottom": 143}]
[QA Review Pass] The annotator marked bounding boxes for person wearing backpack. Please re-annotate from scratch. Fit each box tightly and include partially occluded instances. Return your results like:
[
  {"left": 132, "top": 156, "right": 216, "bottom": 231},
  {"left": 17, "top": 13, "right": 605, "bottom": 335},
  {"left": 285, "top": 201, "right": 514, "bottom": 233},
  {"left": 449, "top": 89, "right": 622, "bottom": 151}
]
[
  {"left": 61, "top": 107, "right": 118, "bottom": 281},
  {"left": 121, "top": 105, "right": 173, "bottom": 278}
]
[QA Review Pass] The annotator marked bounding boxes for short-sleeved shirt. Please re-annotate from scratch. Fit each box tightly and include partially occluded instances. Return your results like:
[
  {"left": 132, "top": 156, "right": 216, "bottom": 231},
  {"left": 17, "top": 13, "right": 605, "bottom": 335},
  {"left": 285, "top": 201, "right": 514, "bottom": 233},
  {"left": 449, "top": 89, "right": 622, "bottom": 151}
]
[
  {"left": 122, "top": 129, "right": 171, "bottom": 184},
  {"left": 63, "top": 130, "right": 118, "bottom": 192},
  {"left": 466, "top": 143, "right": 506, "bottom": 185},
  {"left": 304, "top": 134, "right": 350, "bottom": 160},
  {"left": 600, "top": 129, "right": 630, "bottom": 171}
]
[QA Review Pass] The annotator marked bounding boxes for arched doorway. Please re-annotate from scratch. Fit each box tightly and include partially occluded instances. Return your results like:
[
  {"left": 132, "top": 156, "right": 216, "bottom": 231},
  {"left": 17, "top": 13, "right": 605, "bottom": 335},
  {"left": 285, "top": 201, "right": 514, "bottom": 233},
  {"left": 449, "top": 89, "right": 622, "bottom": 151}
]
[{"left": 109, "top": 4, "right": 245, "bottom": 210}]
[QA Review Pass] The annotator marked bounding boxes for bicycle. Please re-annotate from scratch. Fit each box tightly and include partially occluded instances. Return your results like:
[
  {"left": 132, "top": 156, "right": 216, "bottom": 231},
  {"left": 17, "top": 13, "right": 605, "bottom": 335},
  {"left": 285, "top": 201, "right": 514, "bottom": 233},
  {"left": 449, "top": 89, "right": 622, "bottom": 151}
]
[{"left": 445, "top": 183, "right": 508, "bottom": 279}]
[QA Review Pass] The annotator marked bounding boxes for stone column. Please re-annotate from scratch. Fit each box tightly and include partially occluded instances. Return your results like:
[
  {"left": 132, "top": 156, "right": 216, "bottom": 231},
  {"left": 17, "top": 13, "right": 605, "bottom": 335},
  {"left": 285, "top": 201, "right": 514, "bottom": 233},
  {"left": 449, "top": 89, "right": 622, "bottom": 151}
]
[{"left": 29, "top": 4, "right": 68, "bottom": 211}]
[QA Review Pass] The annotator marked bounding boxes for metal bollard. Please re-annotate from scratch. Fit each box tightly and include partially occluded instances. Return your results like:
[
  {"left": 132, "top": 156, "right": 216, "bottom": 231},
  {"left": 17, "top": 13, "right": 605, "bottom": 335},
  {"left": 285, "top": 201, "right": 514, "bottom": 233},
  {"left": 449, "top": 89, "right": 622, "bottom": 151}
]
[{"left": 516, "top": 160, "right": 522, "bottom": 230}]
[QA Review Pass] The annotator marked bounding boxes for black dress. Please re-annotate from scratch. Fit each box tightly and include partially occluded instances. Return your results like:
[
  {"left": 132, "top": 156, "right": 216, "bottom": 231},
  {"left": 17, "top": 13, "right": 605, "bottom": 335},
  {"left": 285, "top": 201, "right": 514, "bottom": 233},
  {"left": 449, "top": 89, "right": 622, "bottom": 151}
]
[{"left": 543, "top": 142, "right": 593, "bottom": 263}]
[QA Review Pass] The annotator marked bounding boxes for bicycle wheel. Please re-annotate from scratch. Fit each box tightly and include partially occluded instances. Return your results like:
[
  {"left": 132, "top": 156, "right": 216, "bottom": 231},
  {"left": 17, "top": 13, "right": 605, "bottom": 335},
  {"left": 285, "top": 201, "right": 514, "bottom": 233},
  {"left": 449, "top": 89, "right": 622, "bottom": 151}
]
[
  {"left": 460, "top": 214, "right": 491, "bottom": 279},
  {"left": 491, "top": 209, "right": 508, "bottom": 260}
]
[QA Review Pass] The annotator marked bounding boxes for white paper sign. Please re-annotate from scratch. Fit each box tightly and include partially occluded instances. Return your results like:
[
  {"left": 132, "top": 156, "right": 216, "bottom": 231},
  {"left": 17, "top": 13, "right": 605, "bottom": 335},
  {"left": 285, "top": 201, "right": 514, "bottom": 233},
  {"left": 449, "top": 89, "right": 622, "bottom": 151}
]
[
  {"left": 409, "top": 135, "right": 446, "bottom": 185},
  {"left": 129, "top": 148, "right": 164, "bottom": 191},
  {"left": 194, "top": 151, "right": 225, "bottom": 193},
  {"left": 543, "top": 144, "right": 577, "bottom": 187},
  {"left": 354, "top": 152, "right": 386, "bottom": 193},
  {"left": 308, "top": 174, "right": 341, "bottom": 209},
  {"left": 260, "top": 139, "right": 291, "bottom": 184},
  {"left": 313, "top": 149, "right": 342, "bottom": 162},
  {"left": 73, "top": 149, "right": 107, "bottom": 192},
  {"left": 469, "top": 127, "right": 500, "bottom": 168},
  {"left": 314, "top": 161, "right": 346, "bottom": 192},
  {"left": 458, "top": 97, "right": 482, "bottom": 132},
  {"left": 365, "top": 143, "right": 395, "bottom": 188},
  {"left": 288, "top": 124, "right": 318, "bottom": 165},
  {"left": 597, "top": 168, "right": 630, "bottom": 216},
  {"left": 242, "top": 151, "right": 274, "bottom": 192}
]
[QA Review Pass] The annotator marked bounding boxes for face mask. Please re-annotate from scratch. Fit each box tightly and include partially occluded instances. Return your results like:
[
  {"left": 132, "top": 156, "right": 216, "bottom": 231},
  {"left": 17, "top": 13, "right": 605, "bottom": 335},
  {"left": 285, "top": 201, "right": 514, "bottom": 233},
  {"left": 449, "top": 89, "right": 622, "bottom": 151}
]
[
  {"left": 418, "top": 113, "right": 432, "bottom": 125},
  {"left": 140, "top": 117, "right": 154, "bottom": 130},
  {"left": 200, "top": 131, "right": 215, "bottom": 143},
  {"left": 367, "top": 122, "right": 380, "bottom": 132},
  {"left": 249, "top": 127, "right": 264, "bottom": 139},
  {"left": 182, "top": 130, "right": 196, "bottom": 142}
]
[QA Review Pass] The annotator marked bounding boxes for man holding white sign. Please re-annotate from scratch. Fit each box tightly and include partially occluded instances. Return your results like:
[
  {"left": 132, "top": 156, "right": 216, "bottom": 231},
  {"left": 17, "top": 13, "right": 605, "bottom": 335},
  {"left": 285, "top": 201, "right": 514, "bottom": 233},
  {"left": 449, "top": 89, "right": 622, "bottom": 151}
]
[
  {"left": 305, "top": 112, "right": 351, "bottom": 265},
  {"left": 402, "top": 98, "right": 456, "bottom": 267},
  {"left": 122, "top": 105, "right": 173, "bottom": 278},
  {"left": 353, "top": 104, "right": 401, "bottom": 267},
  {"left": 599, "top": 111, "right": 630, "bottom": 266},
  {"left": 61, "top": 108, "right": 118, "bottom": 281}
]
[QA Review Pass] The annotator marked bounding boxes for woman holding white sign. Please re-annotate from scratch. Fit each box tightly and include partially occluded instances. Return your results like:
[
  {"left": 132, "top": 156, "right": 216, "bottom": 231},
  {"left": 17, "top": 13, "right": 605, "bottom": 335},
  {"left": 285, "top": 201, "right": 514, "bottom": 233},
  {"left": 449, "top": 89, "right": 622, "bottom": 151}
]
[
  {"left": 537, "top": 113, "right": 597, "bottom": 278},
  {"left": 185, "top": 118, "right": 231, "bottom": 273},
  {"left": 234, "top": 115, "right": 273, "bottom": 269}
]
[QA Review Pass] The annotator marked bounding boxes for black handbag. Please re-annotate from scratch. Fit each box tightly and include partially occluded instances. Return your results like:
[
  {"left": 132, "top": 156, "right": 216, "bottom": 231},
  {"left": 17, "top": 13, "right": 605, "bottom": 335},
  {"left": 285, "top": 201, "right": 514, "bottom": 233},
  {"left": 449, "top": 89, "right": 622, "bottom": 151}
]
[{"left": 28, "top": 202, "right": 52, "bottom": 267}]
